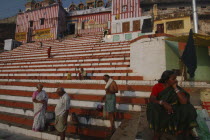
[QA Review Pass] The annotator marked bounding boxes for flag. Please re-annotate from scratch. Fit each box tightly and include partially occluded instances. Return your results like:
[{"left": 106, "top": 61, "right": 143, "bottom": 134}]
[{"left": 181, "top": 29, "right": 197, "bottom": 78}]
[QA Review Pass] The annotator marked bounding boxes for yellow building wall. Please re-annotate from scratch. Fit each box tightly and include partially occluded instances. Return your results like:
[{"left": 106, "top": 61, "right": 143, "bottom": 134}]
[{"left": 154, "top": 16, "right": 191, "bottom": 35}]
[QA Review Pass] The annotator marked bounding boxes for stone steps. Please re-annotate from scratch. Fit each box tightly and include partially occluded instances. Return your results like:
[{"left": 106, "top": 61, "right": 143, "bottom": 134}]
[
  {"left": 0, "top": 44, "right": 130, "bottom": 58},
  {"left": 0, "top": 49, "right": 130, "bottom": 61},
  {"left": 1, "top": 53, "right": 130, "bottom": 64},
  {"left": 0, "top": 59, "right": 130, "bottom": 68},
  {"left": 1, "top": 41, "right": 129, "bottom": 57},
  {"left": 0, "top": 99, "right": 134, "bottom": 128},
  {"left": 0, "top": 111, "right": 111, "bottom": 139},
  {"left": 0, "top": 75, "right": 143, "bottom": 81},
  {"left": 1, "top": 46, "right": 130, "bottom": 58},
  {"left": 0, "top": 65, "right": 131, "bottom": 72},
  {"left": 0, "top": 34, "right": 137, "bottom": 139}
]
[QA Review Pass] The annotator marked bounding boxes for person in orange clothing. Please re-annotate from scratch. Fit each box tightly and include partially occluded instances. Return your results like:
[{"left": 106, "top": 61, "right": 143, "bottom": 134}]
[{"left": 47, "top": 47, "right": 51, "bottom": 58}]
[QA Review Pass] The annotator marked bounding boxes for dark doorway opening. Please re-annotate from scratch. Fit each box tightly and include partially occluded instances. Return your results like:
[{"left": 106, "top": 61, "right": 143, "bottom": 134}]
[
  {"left": 156, "top": 24, "right": 164, "bottom": 33},
  {"left": 142, "top": 18, "right": 153, "bottom": 33},
  {"left": 68, "top": 23, "right": 75, "bottom": 35}
]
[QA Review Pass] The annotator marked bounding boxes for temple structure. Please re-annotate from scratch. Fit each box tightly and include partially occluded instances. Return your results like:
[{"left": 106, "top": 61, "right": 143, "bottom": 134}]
[
  {"left": 15, "top": 1, "right": 67, "bottom": 42},
  {"left": 15, "top": 0, "right": 152, "bottom": 42}
]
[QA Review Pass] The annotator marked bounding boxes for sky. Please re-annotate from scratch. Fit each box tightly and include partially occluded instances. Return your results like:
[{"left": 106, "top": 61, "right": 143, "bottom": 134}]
[{"left": 0, "top": 0, "right": 108, "bottom": 20}]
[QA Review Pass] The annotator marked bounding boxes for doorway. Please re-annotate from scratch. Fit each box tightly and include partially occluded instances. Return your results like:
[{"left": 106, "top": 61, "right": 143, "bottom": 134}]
[
  {"left": 27, "top": 27, "right": 33, "bottom": 43},
  {"left": 156, "top": 24, "right": 164, "bottom": 33},
  {"left": 122, "top": 22, "right": 130, "bottom": 33},
  {"left": 67, "top": 23, "right": 75, "bottom": 35},
  {"left": 133, "top": 20, "right": 141, "bottom": 31}
]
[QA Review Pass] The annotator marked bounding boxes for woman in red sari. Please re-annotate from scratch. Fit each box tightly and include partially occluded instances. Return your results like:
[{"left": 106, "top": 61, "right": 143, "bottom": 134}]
[
  {"left": 47, "top": 47, "right": 51, "bottom": 58},
  {"left": 147, "top": 70, "right": 198, "bottom": 140}
]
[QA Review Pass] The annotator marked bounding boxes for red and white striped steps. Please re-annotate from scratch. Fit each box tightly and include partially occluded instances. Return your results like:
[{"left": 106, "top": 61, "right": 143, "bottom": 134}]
[{"left": 0, "top": 34, "right": 146, "bottom": 139}]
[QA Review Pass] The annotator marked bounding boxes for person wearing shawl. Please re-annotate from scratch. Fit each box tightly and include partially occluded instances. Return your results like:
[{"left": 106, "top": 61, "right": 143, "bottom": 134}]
[
  {"left": 102, "top": 74, "right": 118, "bottom": 132},
  {"left": 147, "top": 70, "right": 198, "bottom": 140},
  {"left": 32, "top": 84, "right": 48, "bottom": 131}
]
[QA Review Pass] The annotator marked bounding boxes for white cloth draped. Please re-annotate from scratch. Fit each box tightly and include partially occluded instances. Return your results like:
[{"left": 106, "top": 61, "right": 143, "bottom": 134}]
[
  {"left": 105, "top": 78, "right": 113, "bottom": 90},
  {"left": 32, "top": 90, "right": 48, "bottom": 131},
  {"left": 55, "top": 93, "right": 70, "bottom": 117}
]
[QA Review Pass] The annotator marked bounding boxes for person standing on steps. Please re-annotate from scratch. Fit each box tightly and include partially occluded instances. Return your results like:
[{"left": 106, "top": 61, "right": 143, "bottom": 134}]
[
  {"left": 32, "top": 84, "right": 48, "bottom": 131},
  {"left": 47, "top": 46, "right": 51, "bottom": 58},
  {"left": 54, "top": 87, "right": 70, "bottom": 140},
  {"left": 102, "top": 75, "right": 118, "bottom": 133},
  {"left": 40, "top": 42, "right": 42, "bottom": 48}
]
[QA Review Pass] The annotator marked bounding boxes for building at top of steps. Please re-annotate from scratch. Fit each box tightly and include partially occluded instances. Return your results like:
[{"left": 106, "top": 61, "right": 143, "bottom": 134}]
[{"left": 15, "top": 0, "right": 152, "bottom": 43}]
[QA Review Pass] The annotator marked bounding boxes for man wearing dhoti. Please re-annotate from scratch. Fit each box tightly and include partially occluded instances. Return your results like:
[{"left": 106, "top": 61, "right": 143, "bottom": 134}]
[
  {"left": 102, "top": 75, "right": 118, "bottom": 132},
  {"left": 55, "top": 87, "right": 71, "bottom": 140}
]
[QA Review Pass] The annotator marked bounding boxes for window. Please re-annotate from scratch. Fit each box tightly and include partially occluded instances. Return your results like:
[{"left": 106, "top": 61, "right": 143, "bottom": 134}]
[
  {"left": 133, "top": 20, "right": 141, "bottom": 31},
  {"left": 122, "top": 5, "right": 128, "bottom": 12},
  {"left": 78, "top": 4, "right": 84, "bottom": 10},
  {"left": 179, "top": 7, "right": 185, "bottom": 9},
  {"left": 29, "top": 21, "right": 33, "bottom": 27},
  {"left": 40, "top": 18, "right": 45, "bottom": 25},
  {"left": 142, "top": 18, "right": 152, "bottom": 33},
  {"left": 166, "top": 20, "right": 184, "bottom": 30},
  {"left": 160, "top": 8, "right": 167, "bottom": 10},
  {"left": 144, "top": 9, "right": 150, "bottom": 12},
  {"left": 82, "top": 21, "right": 85, "bottom": 29},
  {"left": 201, "top": 6, "right": 206, "bottom": 8},
  {"left": 97, "top": 0, "right": 104, "bottom": 7}
]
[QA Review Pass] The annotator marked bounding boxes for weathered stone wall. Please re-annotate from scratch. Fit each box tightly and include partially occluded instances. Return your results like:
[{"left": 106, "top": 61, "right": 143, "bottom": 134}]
[
  {"left": 198, "top": 20, "right": 210, "bottom": 35},
  {"left": 0, "top": 16, "right": 16, "bottom": 24}
]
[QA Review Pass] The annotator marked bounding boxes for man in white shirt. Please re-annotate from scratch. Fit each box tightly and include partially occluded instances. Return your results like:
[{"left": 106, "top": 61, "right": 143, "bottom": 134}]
[{"left": 55, "top": 87, "right": 70, "bottom": 140}]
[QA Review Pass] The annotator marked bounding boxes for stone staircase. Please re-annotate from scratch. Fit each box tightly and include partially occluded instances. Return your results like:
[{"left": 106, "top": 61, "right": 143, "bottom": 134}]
[
  {"left": 0, "top": 33, "right": 210, "bottom": 140},
  {"left": 0, "top": 33, "right": 150, "bottom": 140}
]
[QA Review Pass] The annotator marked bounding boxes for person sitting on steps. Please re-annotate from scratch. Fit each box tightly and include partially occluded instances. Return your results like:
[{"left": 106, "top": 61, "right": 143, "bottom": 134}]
[{"left": 147, "top": 70, "right": 198, "bottom": 140}]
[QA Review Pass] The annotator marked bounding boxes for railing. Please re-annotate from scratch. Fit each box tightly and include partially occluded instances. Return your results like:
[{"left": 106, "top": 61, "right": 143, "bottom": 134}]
[
  {"left": 154, "top": 11, "right": 191, "bottom": 20},
  {"left": 68, "top": 7, "right": 111, "bottom": 16}
]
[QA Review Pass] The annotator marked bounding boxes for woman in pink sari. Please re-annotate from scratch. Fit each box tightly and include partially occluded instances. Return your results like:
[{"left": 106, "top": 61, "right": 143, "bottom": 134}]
[{"left": 32, "top": 84, "right": 48, "bottom": 131}]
